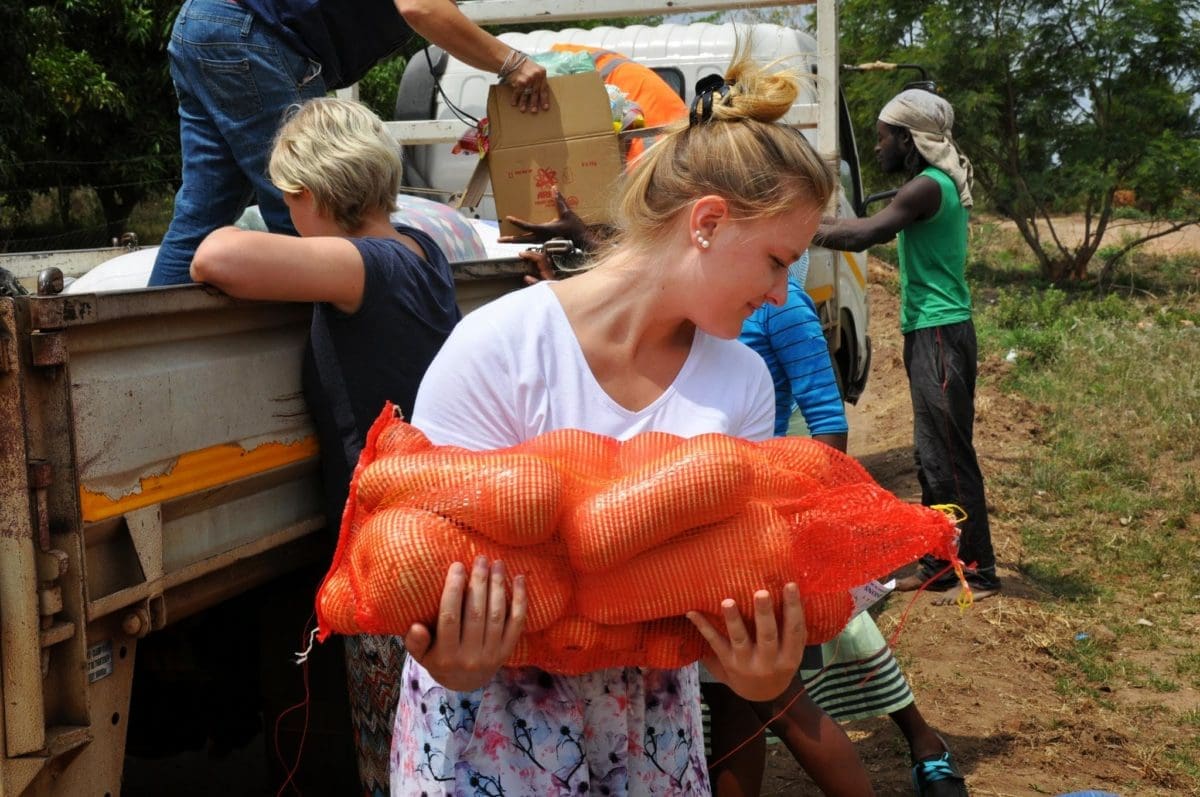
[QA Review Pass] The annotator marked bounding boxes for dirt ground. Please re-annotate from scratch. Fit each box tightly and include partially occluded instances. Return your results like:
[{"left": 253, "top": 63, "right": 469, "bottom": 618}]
[{"left": 757, "top": 257, "right": 1194, "bottom": 797}]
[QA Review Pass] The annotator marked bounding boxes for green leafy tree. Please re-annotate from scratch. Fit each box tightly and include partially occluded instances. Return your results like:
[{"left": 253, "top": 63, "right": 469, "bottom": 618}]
[
  {"left": 839, "top": 0, "right": 1200, "bottom": 282},
  {"left": 3, "top": 1, "right": 179, "bottom": 247},
  {"left": 0, "top": 5, "right": 42, "bottom": 248}
]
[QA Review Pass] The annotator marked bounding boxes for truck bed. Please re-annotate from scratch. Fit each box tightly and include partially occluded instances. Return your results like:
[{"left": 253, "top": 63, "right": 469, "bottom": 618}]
[{"left": 0, "top": 260, "right": 526, "bottom": 796}]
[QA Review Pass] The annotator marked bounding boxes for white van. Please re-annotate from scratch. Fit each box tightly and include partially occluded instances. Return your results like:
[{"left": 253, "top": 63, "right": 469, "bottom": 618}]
[{"left": 393, "top": 21, "right": 872, "bottom": 401}]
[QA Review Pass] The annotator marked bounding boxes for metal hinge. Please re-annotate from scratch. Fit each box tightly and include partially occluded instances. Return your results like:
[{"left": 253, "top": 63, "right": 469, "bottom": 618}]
[{"left": 30, "top": 331, "right": 67, "bottom": 367}]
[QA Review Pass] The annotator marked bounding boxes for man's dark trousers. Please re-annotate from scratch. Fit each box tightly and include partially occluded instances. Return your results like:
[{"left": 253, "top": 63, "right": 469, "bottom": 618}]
[{"left": 903, "top": 320, "right": 1000, "bottom": 590}]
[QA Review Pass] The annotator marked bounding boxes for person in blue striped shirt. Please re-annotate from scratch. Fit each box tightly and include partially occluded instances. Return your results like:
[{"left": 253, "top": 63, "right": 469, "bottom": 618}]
[
  {"left": 707, "top": 251, "right": 968, "bottom": 797},
  {"left": 739, "top": 252, "right": 849, "bottom": 446}
]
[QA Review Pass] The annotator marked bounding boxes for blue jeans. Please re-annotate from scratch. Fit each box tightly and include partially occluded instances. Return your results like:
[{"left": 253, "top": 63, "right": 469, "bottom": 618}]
[{"left": 151, "top": 0, "right": 327, "bottom": 286}]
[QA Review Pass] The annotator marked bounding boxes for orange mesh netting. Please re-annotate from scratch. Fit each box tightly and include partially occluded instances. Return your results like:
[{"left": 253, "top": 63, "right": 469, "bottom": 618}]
[{"left": 316, "top": 403, "right": 962, "bottom": 674}]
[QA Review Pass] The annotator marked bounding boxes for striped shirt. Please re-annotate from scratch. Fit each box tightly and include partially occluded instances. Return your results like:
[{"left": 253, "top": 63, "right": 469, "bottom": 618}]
[{"left": 740, "top": 274, "right": 849, "bottom": 437}]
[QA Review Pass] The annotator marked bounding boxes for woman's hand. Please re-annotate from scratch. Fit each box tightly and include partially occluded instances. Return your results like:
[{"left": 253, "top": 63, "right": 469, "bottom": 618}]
[
  {"left": 507, "top": 58, "right": 549, "bottom": 114},
  {"left": 403, "top": 557, "right": 527, "bottom": 692},
  {"left": 687, "top": 583, "right": 807, "bottom": 702}
]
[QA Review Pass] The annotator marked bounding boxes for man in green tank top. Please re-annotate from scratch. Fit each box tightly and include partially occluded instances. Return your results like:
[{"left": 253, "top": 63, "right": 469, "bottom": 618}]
[{"left": 814, "top": 89, "right": 1001, "bottom": 611}]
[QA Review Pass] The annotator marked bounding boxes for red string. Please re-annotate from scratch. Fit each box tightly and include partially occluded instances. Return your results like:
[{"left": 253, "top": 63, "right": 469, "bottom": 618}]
[
  {"left": 705, "top": 681, "right": 809, "bottom": 772},
  {"left": 885, "top": 562, "right": 970, "bottom": 649},
  {"left": 274, "top": 615, "right": 316, "bottom": 797}
]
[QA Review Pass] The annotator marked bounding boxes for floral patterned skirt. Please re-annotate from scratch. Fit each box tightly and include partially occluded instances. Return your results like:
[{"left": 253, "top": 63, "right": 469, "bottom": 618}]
[{"left": 390, "top": 658, "right": 711, "bottom": 796}]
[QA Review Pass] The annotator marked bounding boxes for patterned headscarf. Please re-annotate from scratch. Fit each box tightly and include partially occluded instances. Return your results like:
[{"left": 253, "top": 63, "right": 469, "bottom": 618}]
[{"left": 879, "top": 90, "right": 974, "bottom": 208}]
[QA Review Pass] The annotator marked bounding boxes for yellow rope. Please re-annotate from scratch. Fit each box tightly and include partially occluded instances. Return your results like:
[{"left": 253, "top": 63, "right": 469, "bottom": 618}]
[{"left": 931, "top": 503, "right": 974, "bottom": 613}]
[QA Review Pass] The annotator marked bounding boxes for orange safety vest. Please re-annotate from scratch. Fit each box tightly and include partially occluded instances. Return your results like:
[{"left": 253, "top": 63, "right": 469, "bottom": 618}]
[{"left": 549, "top": 43, "right": 687, "bottom": 161}]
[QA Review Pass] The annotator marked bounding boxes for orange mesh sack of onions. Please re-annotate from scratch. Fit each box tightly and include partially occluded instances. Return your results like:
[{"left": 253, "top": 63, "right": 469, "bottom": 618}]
[{"left": 315, "top": 403, "right": 964, "bottom": 675}]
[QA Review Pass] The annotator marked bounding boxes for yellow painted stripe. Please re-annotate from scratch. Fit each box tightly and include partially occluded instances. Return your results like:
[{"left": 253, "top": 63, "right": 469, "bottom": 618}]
[
  {"left": 80, "top": 437, "right": 319, "bottom": 522},
  {"left": 806, "top": 284, "right": 834, "bottom": 305},
  {"left": 842, "top": 251, "right": 867, "bottom": 290}
]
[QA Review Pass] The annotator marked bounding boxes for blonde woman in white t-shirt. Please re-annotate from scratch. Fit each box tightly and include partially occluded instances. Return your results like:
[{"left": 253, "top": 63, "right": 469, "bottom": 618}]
[{"left": 388, "top": 50, "right": 876, "bottom": 797}]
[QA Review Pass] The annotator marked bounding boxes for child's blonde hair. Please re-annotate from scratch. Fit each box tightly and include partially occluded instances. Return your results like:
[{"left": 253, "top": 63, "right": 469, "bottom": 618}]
[
  {"left": 617, "top": 48, "right": 835, "bottom": 240},
  {"left": 269, "top": 97, "right": 401, "bottom": 232}
]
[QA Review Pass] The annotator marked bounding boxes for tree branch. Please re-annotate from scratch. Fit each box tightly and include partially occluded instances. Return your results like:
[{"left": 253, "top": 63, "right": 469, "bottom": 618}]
[{"left": 1098, "top": 217, "right": 1200, "bottom": 285}]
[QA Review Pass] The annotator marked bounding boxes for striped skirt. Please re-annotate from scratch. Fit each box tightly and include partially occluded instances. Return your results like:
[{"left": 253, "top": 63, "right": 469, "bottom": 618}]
[{"left": 800, "top": 612, "right": 914, "bottom": 721}]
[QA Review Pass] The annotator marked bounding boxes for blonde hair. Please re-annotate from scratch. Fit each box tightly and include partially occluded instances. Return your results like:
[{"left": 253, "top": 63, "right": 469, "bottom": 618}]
[
  {"left": 617, "top": 50, "right": 835, "bottom": 242},
  {"left": 269, "top": 97, "right": 401, "bottom": 232}
]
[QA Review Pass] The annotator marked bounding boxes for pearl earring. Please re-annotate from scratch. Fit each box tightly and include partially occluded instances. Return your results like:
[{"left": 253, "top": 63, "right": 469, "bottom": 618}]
[{"left": 695, "top": 230, "right": 711, "bottom": 249}]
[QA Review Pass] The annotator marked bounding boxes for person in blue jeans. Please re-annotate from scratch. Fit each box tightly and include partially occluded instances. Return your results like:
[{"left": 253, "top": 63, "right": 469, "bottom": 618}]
[{"left": 152, "top": 0, "right": 549, "bottom": 286}]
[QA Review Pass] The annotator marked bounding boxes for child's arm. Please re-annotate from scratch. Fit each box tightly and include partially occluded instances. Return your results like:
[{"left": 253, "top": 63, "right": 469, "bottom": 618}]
[{"left": 190, "top": 227, "right": 367, "bottom": 314}]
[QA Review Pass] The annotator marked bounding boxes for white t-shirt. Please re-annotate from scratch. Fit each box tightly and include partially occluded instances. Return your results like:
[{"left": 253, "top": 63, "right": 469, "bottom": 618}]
[
  {"left": 396, "top": 282, "right": 773, "bottom": 794},
  {"left": 412, "top": 281, "right": 775, "bottom": 447}
]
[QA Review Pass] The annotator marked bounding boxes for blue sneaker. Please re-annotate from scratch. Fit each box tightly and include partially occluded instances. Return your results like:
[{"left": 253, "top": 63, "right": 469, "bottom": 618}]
[{"left": 911, "top": 749, "right": 968, "bottom": 796}]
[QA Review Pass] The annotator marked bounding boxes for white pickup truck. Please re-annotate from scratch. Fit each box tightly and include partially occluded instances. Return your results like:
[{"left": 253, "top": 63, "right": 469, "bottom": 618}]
[{"left": 0, "top": 1, "right": 870, "bottom": 794}]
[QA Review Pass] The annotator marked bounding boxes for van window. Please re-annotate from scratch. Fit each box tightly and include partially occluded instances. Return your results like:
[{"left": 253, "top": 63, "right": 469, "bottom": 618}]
[{"left": 651, "top": 67, "right": 686, "bottom": 100}]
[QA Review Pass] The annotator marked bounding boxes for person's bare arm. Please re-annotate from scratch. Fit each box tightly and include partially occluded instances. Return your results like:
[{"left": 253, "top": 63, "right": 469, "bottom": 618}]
[
  {"left": 499, "top": 187, "right": 612, "bottom": 251},
  {"left": 813, "top": 175, "right": 941, "bottom": 253},
  {"left": 190, "top": 227, "right": 366, "bottom": 314},
  {"left": 812, "top": 433, "right": 848, "bottom": 453},
  {"left": 518, "top": 249, "right": 556, "bottom": 286},
  {"left": 394, "top": 0, "right": 548, "bottom": 112}
]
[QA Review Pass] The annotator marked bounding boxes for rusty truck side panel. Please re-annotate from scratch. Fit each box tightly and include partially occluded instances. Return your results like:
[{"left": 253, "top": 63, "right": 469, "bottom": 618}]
[{"left": 0, "top": 263, "right": 526, "bottom": 796}]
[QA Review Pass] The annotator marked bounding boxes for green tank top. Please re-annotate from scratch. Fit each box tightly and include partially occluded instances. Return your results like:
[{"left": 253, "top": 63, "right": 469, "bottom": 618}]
[{"left": 897, "top": 167, "right": 972, "bottom": 333}]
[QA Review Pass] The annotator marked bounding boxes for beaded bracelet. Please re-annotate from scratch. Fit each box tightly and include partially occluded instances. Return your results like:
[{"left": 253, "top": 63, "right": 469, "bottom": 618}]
[
  {"left": 498, "top": 48, "right": 520, "bottom": 77},
  {"left": 497, "top": 49, "right": 528, "bottom": 82}
]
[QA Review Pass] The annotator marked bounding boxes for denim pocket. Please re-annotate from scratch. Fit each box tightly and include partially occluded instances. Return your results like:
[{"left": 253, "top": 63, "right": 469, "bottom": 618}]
[
  {"left": 199, "top": 57, "right": 262, "bottom": 121},
  {"left": 273, "top": 42, "right": 324, "bottom": 93}
]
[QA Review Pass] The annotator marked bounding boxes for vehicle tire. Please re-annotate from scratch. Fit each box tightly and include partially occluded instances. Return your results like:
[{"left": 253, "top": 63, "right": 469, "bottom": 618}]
[
  {"left": 393, "top": 46, "right": 446, "bottom": 122},
  {"left": 832, "top": 321, "right": 853, "bottom": 402},
  {"left": 395, "top": 46, "right": 448, "bottom": 191}
]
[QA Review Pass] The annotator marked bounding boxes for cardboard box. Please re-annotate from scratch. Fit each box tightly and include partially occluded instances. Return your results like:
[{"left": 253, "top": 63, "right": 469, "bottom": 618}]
[{"left": 474, "top": 72, "right": 624, "bottom": 237}]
